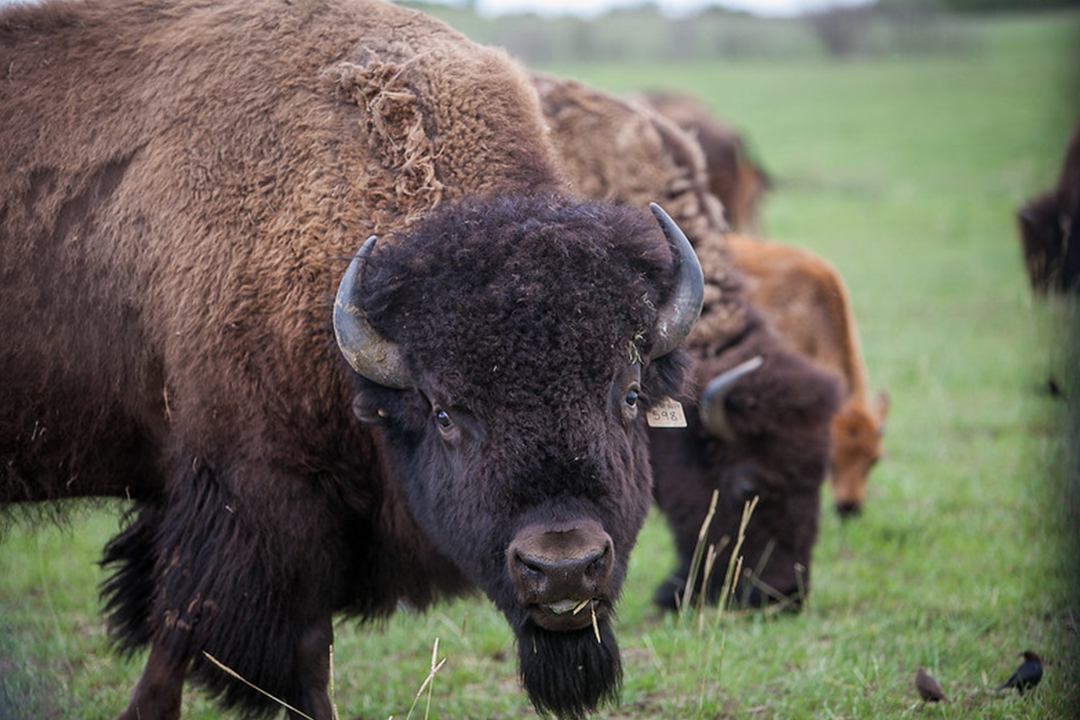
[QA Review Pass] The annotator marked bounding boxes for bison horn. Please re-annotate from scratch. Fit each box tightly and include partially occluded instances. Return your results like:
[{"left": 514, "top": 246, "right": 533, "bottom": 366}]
[
  {"left": 700, "top": 355, "right": 764, "bottom": 443},
  {"left": 334, "top": 236, "right": 411, "bottom": 389},
  {"left": 648, "top": 203, "right": 705, "bottom": 359}
]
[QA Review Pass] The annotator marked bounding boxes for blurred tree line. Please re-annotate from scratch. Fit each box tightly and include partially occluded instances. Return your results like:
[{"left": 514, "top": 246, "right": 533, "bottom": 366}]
[
  {"left": 400, "top": 0, "right": 1015, "bottom": 63},
  {"left": 927, "top": 0, "right": 1078, "bottom": 9}
]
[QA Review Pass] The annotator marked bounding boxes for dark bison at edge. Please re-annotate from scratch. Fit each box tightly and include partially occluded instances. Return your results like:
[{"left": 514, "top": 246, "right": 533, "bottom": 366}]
[
  {"left": 1018, "top": 118, "right": 1080, "bottom": 295},
  {"left": 0, "top": 2, "right": 704, "bottom": 719}
]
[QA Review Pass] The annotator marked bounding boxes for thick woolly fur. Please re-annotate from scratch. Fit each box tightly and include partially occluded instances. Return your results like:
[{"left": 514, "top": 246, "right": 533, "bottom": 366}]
[
  {"left": 535, "top": 74, "right": 840, "bottom": 610},
  {"left": 533, "top": 72, "right": 727, "bottom": 248},
  {"left": 0, "top": 2, "right": 691, "bottom": 719},
  {"left": 640, "top": 91, "right": 772, "bottom": 236}
]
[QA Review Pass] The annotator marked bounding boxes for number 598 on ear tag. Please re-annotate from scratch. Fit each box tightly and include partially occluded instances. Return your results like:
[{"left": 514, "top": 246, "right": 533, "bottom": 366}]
[{"left": 646, "top": 397, "right": 687, "bottom": 428}]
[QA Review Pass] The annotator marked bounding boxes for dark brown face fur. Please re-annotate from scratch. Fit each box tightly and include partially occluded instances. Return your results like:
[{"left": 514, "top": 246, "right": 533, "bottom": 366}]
[{"left": 352, "top": 194, "right": 692, "bottom": 719}]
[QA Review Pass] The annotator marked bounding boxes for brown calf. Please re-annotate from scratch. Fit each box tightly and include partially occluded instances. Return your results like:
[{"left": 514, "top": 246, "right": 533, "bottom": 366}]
[{"left": 726, "top": 233, "right": 889, "bottom": 517}]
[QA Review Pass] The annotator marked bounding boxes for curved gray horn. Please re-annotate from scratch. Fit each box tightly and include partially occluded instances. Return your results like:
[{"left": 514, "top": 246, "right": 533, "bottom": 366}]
[
  {"left": 648, "top": 203, "right": 705, "bottom": 359},
  {"left": 334, "top": 236, "right": 410, "bottom": 389},
  {"left": 700, "top": 356, "right": 764, "bottom": 443}
]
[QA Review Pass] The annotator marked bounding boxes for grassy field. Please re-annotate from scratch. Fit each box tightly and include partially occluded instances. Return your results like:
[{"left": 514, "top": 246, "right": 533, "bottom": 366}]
[{"left": 2, "top": 8, "right": 1079, "bottom": 720}]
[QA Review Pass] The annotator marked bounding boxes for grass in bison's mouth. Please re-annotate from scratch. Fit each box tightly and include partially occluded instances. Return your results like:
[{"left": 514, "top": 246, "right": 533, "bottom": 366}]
[
  {"left": 529, "top": 598, "right": 607, "bottom": 641},
  {"left": 543, "top": 598, "right": 591, "bottom": 615}
]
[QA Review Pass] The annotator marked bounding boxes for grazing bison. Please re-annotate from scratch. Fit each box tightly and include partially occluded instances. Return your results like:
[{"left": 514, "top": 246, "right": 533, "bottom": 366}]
[
  {"left": 641, "top": 90, "right": 772, "bottom": 235},
  {"left": 0, "top": 2, "right": 704, "bottom": 719},
  {"left": 533, "top": 73, "right": 839, "bottom": 611},
  {"left": 726, "top": 234, "right": 889, "bottom": 517},
  {"left": 1018, "top": 119, "right": 1080, "bottom": 294}
]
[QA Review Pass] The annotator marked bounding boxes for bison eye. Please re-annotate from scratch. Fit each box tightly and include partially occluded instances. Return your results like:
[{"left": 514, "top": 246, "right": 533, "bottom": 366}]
[
  {"left": 434, "top": 408, "right": 455, "bottom": 430},
  {"left": 624, "top": 388, "right": 640, "bottom": 408}
]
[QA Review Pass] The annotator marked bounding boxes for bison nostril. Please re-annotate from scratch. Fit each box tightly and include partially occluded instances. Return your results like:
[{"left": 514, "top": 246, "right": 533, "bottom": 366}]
[
  {"left": 516, "top": 555, "right": 546, "bottom": 581},
  {"left": 585, "top": 546, "right": 610, "bottom": 577}
]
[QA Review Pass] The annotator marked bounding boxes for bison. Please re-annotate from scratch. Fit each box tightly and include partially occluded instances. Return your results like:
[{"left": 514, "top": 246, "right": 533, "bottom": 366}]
[
  {"left": 1018, "top": 119, "right": 1080, "bottom": 295},
  {"left": 0, "top": 2, "right": 704, "bottom": 719},
  {"left": 726, "top": 233, "right": 889, "bottom": 517},
  {"left": 641, "top": 90, "right": 773, "bottom": 235},
  {"left": 533, "top": 73, "right": 839, "bottom": 611}
]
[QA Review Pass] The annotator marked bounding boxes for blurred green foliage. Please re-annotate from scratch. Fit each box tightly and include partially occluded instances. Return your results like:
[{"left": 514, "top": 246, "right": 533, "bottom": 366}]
[{"left": 403, "top": 0, "right": 986, "bottom": 61}]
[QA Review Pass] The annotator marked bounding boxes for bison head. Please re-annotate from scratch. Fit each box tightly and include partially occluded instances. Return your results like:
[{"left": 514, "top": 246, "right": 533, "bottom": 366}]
[
  {"left": 1018, "top": 192, "right": 1075, "bottom": 294},
  {"left": 828, "top": 391, "right": 889, "bottom": 518},
  {"left": 650, "top": 341, "right": 839, "bottom": 612},
  {"left": 334, "top": 195, "right": 701, "bottom": 719}
]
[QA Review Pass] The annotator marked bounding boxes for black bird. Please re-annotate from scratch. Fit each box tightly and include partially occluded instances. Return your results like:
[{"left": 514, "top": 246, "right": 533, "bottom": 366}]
[
  {"left": 997, "top": 650, "right": 1043, "bottom": 695},
  {"left": 915, "top": 667, "right": 950, "bottom": 703}
]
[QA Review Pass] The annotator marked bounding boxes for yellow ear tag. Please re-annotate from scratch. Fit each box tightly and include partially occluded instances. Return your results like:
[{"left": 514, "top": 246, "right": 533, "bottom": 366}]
[{"left": 646, "top": 397, "right": 687, "bottom": 428}]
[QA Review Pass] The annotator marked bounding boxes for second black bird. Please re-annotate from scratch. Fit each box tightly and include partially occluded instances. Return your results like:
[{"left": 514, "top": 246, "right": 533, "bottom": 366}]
[{"left": 997, "top": 650, "right": 1043, "bottom": 695}]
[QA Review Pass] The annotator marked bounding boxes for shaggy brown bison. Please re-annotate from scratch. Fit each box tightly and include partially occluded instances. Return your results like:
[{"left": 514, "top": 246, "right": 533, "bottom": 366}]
[
  {"left": 1018, "top": 119, "right": 1080, "bottom": 294},
  {"left": 533, "top": 73, "right": 839, "bottom": 611},
  {"left": 0, "top": 2, "right": 704, "bottom": 719},
  {"left": 641, "top": 90, "right": 772, "bottom": 235},
  {"left": 726, "top": 234, "right": 889, "bottom": 517}
]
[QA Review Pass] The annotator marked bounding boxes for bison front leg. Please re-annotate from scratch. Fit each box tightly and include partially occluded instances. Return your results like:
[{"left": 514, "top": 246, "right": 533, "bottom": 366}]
[
  {"left": 107, "top": 459, "right": 341, "bottom": 720},
  {"left": 116, "top": 614, "right": 334, "bottom": 720},
  {"left": 293, "top": 614, "right": 335, "bottom": 720},
  {"left": 117, "top": 643, "right": 185, "bottom": 720}
]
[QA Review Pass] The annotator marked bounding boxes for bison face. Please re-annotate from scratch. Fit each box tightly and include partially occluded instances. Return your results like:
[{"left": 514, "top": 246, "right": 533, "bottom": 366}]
[
  {"left": 335, "top": 195, "right": 700, "bottom": 719},
  {"left": 1017, "top": 193, "right": 1079, "bottom": 294},
  {"left": 828, "top": 391, "right": 889, "bottom": 518},
  {"left": 650, "top": 348, "right": 838, "bottom": 612},
  {"left": 1018, "top": 193, "right": 1064, "bottom": 294}
]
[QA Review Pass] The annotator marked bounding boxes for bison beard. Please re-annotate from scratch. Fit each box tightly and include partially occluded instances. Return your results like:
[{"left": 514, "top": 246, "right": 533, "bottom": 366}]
[{"left": 517, "top": 620, "right": 622, "bottom": 720}]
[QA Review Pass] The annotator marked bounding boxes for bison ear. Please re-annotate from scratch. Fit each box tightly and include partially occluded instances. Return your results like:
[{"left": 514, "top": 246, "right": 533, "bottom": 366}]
[{"left": 351, "top": 393, "right": 388, "bottom": 425}]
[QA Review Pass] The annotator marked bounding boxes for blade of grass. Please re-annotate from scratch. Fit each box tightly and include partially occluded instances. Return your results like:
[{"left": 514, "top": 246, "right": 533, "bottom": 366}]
[
  {"left": 404, "top": 637, "right": 446, "bottom": 720},
  {"left": 203, "top": 652, "right": 317, "bottom": 720},
  {"left": 680, "top": 489, "right": 719, "bottom": 618}
]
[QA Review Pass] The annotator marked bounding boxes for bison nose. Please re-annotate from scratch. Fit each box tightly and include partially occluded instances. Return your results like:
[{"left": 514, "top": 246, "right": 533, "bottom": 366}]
[
  {"left": 835, "top": 501, "right": 863, "bottom": 519},
  {"left": 507, "top": 521, "right": 614, "bottom": 631}
]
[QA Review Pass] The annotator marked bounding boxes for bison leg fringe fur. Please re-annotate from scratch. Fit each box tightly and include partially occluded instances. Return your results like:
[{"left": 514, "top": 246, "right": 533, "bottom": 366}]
[
  {"left": 101, "top": 504, "right": 161, "bottom": 652},
  {"left": 102, "top": 462, "right": 334, "bottom": 718},
  {"left": 517, "top": 620, "right": 623, "bottom": 720}
]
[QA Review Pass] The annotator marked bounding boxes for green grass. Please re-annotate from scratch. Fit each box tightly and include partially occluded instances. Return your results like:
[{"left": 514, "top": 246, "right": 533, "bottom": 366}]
[{"left": 3, "top": 9, "right": 1079, "bottom": 719}]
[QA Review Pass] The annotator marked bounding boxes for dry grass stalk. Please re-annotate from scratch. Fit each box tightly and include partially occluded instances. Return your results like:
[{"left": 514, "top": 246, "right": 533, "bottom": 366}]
[
  {"left": 718, "top": 496, "right": 759, "bottom": 614},
  {"left": 203, "top": 652, "right": 317, "bottom": 720},
  {"left": 329, "top": 645, "right": 340, "bottom": 720},
  {"left": 402, "top": 637, "right": 446, "bottom": 720},
  {"left": 679, "top": 489, "right": 719, "bottom": 618}
]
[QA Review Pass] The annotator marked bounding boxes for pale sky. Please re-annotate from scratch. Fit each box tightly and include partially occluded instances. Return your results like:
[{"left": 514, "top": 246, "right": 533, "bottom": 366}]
[
  {"left": 456, "top": 0, "right": 874, "bottom": 18},
  {"left": 0, "top": 0, "right": 875, "bottom": 16}
]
